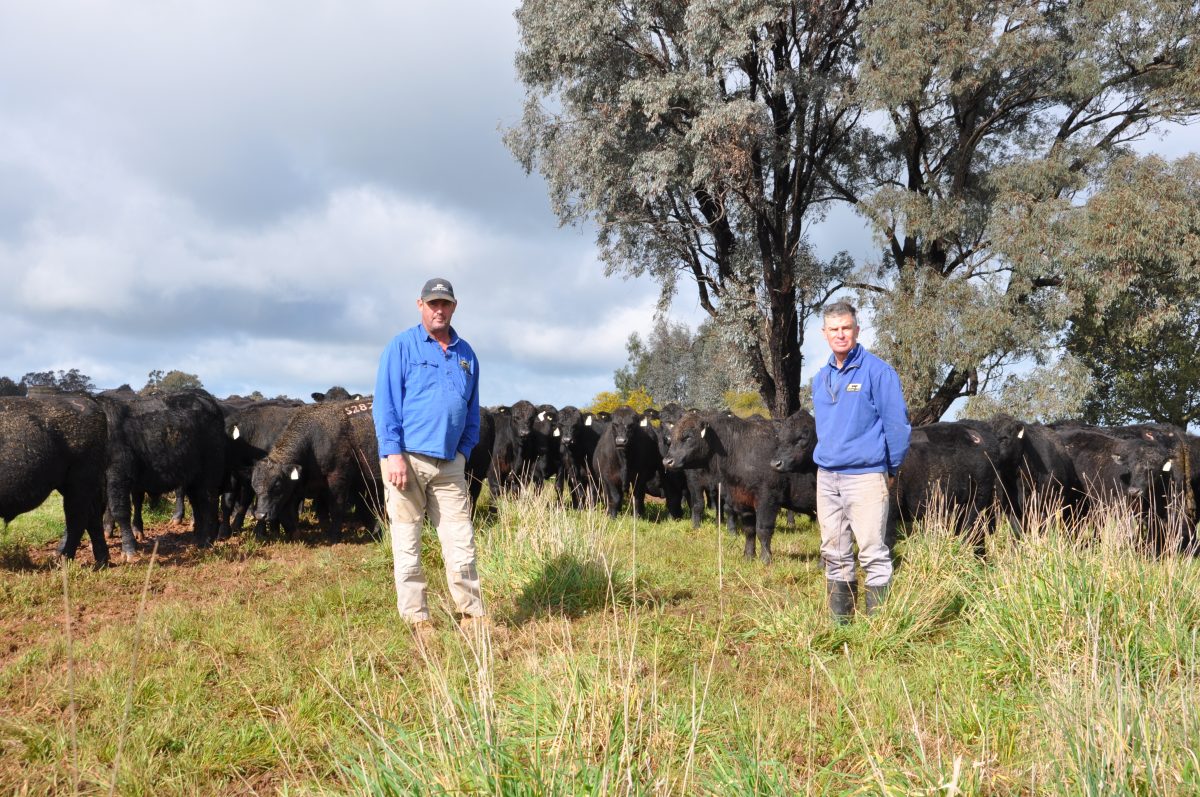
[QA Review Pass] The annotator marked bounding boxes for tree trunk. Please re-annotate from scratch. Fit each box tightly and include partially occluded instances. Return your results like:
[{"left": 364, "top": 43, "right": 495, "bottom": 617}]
[{"left": 909, "top": 367, "right": 977, "bottom": 426}]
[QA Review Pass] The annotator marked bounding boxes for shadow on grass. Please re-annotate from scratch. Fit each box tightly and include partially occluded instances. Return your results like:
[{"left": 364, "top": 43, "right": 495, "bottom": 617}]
[{"left": 511, "top": 552, "right": 635, "bottom": 625}]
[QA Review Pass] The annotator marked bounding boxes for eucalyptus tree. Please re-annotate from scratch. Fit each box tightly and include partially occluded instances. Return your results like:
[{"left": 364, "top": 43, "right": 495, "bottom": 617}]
[
  {"left": 507, "top": 0, "right": 859, "bottom": 417},
  {"left": 847, "top": 0, "right": 1200, "bottom": 424},
  {"left": 1065, "top": 155, "right": 1200, "bottom": 428},
  {"left": 509, "top": 0, "right": 1200, "bottom": 423}
]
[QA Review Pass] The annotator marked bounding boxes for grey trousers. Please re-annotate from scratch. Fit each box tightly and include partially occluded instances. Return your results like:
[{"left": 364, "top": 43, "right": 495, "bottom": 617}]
[
  {"left": 816, "top": 469, "right": 893, "bottom": 587},
  {"left": 382, "top": 452, "right": 484, "bottom": 623}
]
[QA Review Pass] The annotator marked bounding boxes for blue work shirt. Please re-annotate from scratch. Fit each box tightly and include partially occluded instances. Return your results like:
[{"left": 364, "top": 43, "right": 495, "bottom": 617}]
[
  {"left": 373, "top": 322, "right": 481, "bottom": 460},
  {"left": 812, "top": 343, "right": 911, "bottom": 475}
]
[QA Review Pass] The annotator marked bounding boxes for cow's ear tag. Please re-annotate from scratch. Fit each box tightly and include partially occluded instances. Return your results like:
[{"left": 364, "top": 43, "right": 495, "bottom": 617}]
[
  {"left": 553, "top": 428, "right": 561, "bottom": 437},
  {"left": 1164, "top": 461, "right": 1173, "bottom": 472},
  {"left": 640, "top": 418, "right": 648, "bottom": 427},
  {"left": 1017, "top": 428, "right": 1024, "bottom": 439},
  {"left": 289, "top": 467, "right": 301, "bottom": 481},
  {"left": 537, "top": 411, "right": 546, "bottom": 421},
  {"left": 232, "top": 425, "right": 241, "bottom": 440},
  {"left": 585, "top": 416, "right": 592, "bottom": 426},
  {"left": 700, "top": 427, "right": 707, "bottom": 438},
  {"left": 1111, "top": 454, "right": 1122, "bottom": 464}
]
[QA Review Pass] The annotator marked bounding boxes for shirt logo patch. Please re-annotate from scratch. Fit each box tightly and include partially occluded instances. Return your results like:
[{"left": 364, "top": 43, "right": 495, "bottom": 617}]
[
  {"left": 846, "top": 383, "right": 862, "bottom": 392},
  {"left": 460, "top": 359, "right": 471, "bottom": 373}
]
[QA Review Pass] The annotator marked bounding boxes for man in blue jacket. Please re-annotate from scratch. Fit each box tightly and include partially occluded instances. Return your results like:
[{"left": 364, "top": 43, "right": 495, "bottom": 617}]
[
  {"left": 812, "top": 300, "right": 910, "bottom": 623},
  {"left": 374, "top": 277, "right": 484, "bottom": 640}
]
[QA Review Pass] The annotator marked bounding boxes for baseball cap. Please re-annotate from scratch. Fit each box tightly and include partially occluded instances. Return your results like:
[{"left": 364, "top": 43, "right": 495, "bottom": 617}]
[{"left": 420, "top": 277, "right": 456, "bottom": 303}]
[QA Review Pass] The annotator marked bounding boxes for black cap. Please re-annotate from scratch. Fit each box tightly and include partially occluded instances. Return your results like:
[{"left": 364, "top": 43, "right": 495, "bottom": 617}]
[{"left": 420, "top": 277, "right": 456, "bottom": 303}]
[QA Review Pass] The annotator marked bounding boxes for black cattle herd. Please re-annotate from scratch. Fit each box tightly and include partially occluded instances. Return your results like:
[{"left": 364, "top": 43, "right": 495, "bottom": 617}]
[{"left": 1, "top": 386, "right": 1197, "bottom": 568}]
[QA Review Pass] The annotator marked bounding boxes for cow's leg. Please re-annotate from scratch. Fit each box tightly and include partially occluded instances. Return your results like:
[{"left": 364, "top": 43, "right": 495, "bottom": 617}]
[
  {"left": 131, "top": 492, "right": 145, "bottom": 540},
  {"left": 185, "top": 484, "right": 214, "bottom": 548},
  {"left": 108, "top": 484, "right": 137, "bottom": 558},
  {"left": 172, "top": 488, "right": 186, "bottom": 523},
  {"left": 757, "top": 504, "right": 779, "bottom": 565}
]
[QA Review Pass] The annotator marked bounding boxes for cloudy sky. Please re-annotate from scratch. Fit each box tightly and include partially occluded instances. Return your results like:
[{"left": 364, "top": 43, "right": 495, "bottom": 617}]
[{"left": 0, "top": 3, "right": 1189, "bottom": 407}]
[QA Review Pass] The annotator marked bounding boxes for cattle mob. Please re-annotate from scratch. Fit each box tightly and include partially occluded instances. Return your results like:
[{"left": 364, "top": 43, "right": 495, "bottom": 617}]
[{"left": 2, "top": 389, "right": 1197, "bottom": 568}]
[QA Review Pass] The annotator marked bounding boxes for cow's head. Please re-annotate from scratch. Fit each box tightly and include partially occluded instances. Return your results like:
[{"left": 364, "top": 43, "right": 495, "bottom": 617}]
[
  {"left": 770, "top": 410, "right": 817, "bottom": 472},
  {"left": 663, "top": 413, "right": 713, "bottom": 470},
  {"left": 250, "top": 458, "right": 303, "bottom": 521}
]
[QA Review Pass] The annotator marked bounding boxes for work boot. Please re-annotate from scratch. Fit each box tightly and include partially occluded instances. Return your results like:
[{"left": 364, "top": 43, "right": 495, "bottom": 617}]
[
  {"left": 826, "top": 580, "right": 857, "bottom": 625},
  {"left": 411, "top": 619, "right": 435, "bottom": 649},
  {"left": 865, "top": 582, "right": 890, "bottom": 616}
]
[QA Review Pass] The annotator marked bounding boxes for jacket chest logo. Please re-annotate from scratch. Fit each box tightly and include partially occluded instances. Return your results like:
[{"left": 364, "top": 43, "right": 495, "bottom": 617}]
[{"left": 846, "top": 383, "right": 862, "bottom": 392}]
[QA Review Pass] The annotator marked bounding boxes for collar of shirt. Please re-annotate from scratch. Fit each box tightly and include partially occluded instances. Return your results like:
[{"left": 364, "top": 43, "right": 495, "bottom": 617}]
[
  {"left": 422, "top": 325, "right": 460, "bottom": 349},
  {"left": 826, "top": 343, "right": 863, "bottom": 371}
]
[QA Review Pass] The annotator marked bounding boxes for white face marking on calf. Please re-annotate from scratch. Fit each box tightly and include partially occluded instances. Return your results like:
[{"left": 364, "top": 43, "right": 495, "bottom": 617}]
[
  {"left": 289, "top": 467, "right": 301, "bottom": 481},
  {"left": 232, "top": 425, "right": 241, "bottom": 440}
]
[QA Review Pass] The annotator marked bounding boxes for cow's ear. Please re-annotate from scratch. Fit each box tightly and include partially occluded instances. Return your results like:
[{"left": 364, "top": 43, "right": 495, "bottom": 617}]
[
  {"left": 231, "top": 425, "right": 241, "bottom": 440},
  {"left": 289, "top": 465, "right": 302, "bottom": 481},
  {"left": 644, "top": 408, "right": 659, "bottom": 420},
  {"left": 1164, "top": 460, "right": 1173, "bottom": 472},
  {"left": 311, "top": 392, "right": 325, "bottom": 402},
  {"left": 585, "top": 416, "right": 593, "bottom": 427}
]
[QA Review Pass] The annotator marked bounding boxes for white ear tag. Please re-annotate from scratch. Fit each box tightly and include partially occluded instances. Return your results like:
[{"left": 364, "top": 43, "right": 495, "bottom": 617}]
[
  {"left": 1164, "top": 461, "right": 1173, "bottom": 472},
  {"left": 289, "top": 467, "right": 301, "bottom": 481},
  {"left": 553, "top": 428, "right": 561, "bottom": 437},
  {"left": 1017, "top": 429, "right": 1024, "bottom": 439},
  {"left": 1111, "top": 455, "right": 1122, "bottom": 464},
  {"left": 537, "top": 411, "right": 546, "bottom": 421},
  {"left": 585, "top": 416, "right": 592, "bottom": 427},
  {"left": 640, "top": 418, "right": 648, "bottom": 427},
  {"left": 701, "top": 427, "right": 707, "bottom": 438},
  {"left": 232, "top": 425, "right": 241, "bottom": 440}
]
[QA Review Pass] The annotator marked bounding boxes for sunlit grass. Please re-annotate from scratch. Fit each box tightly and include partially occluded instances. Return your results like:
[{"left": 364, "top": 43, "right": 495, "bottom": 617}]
[{"left": 1, "top": 488, "right": 1198, "bottom": 794}]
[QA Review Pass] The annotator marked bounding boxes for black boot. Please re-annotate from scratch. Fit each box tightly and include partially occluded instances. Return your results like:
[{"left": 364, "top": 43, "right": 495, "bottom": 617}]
[
  {"left": 827, "top": 580, "right": 857, "bottom": 625},
  {"left": 865, "top": 582, "right": 890, "bottom": 616}
]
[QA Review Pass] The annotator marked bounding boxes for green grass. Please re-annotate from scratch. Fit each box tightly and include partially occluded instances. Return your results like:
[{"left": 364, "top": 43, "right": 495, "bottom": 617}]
[{"left": 2, "top": 490, "right": 1199, "bottom": 795}]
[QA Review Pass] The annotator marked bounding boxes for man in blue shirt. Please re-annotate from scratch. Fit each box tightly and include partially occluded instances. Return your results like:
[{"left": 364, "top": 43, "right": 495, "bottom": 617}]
[
  {"left": 374, "top": 277, "right": 484, "bottom": 640},
  {"left": 812, "top": 300, "right": 911, "bottom": 623}
]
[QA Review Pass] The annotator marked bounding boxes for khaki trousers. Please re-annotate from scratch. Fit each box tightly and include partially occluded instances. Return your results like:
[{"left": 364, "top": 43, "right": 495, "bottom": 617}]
[
  {"left": 382, "top": 453, "right": 483, "bottom": 623},
  {"left": 816, "top": 469, "right": 894, "bottom": 587}
]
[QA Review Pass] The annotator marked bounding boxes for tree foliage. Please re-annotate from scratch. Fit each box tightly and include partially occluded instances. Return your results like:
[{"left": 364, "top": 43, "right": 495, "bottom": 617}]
[
  {"left": 142, "top": 369, "right": 205, "bottom": 395},
  {"left": 587, "top": 387, "right": 656, "bottom": 414},
  {"left": 1064, "top": 155, "right": 1200, "bottom": 427},
  {"left": 508, "top": 0, "right": 854, "bottom": 417},
  {"left": 614, "top": 317, "right": 755, "bottom": 408},
  {"left": 510, "top": 0, "right": 1200, "bottom": 422},
  {"left": 21, "top": 369, "right": 96, "bottom": 393},
  {"left": 0, "top": 376, "right": 26, "bottom": 396}
]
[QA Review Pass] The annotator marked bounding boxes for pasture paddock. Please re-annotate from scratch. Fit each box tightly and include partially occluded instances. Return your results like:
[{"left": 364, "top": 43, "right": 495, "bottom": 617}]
[{"left": 1, "top": 491, "right": 1198, "bottom": 794}]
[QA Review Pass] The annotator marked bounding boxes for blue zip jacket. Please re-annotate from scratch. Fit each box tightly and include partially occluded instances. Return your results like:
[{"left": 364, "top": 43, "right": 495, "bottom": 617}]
[
  {"left": 373, "top": 322, "right": 480, "bottom": 460},
  {"left": 812, "top": 344, "right": 910, "bottom": 475}
]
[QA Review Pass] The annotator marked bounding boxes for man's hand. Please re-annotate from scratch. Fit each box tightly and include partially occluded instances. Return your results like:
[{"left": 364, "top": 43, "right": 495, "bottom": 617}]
[
  {"left": 384, "top": 453, "right": 409, "bottom": 491},
  {"left": 887, "top": 474, "right": 896, "bottom": 491}
]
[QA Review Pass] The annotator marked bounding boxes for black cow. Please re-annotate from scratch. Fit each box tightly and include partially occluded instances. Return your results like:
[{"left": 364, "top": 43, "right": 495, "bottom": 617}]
[
  {"left": 593, "top": 406, "right": 665, "bottom": 519},
  {"left": 465, "top": 407, "right": 495, "bottom": 514},
  {"left": 1053, "top": 424, "right": 1185, "bottom": 551},
  {"left": 487, "top": 406, "right": 519, "bottom": 497},
  {"left": 1, "top": 394, "right": 110, "bottom": 565},
  {"left": 890, "top": 421, "right": 1000, "bottom": 551},
  {"left": 665, "top": 412, "right": 815, "bottom": 562},
  {"left": 251, "top": 399, "right": 382, "bottom": 542},
  {"left": 96, "top": 388, "right": 226, "bottom": 556},
  {"left": 660, "top": 405, "right": 717, "bottom": 528},
  {"left": 555, "top": 405, "right": 603, "bottom": 508},
  {"left": 222, "top": 399, "right": 304, "bottom": 538},
  {"left": 312, "top": 386, "right": 365, "bottom": 403},
  {"left": 643, "top": 407, "right": 687, "bottom": 521},
  {"left": 984, "top": 415, "right": 1083, "bottom": 532},
  {"left": 509, "top": 400, "right": 560, "bottom": 489}
]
